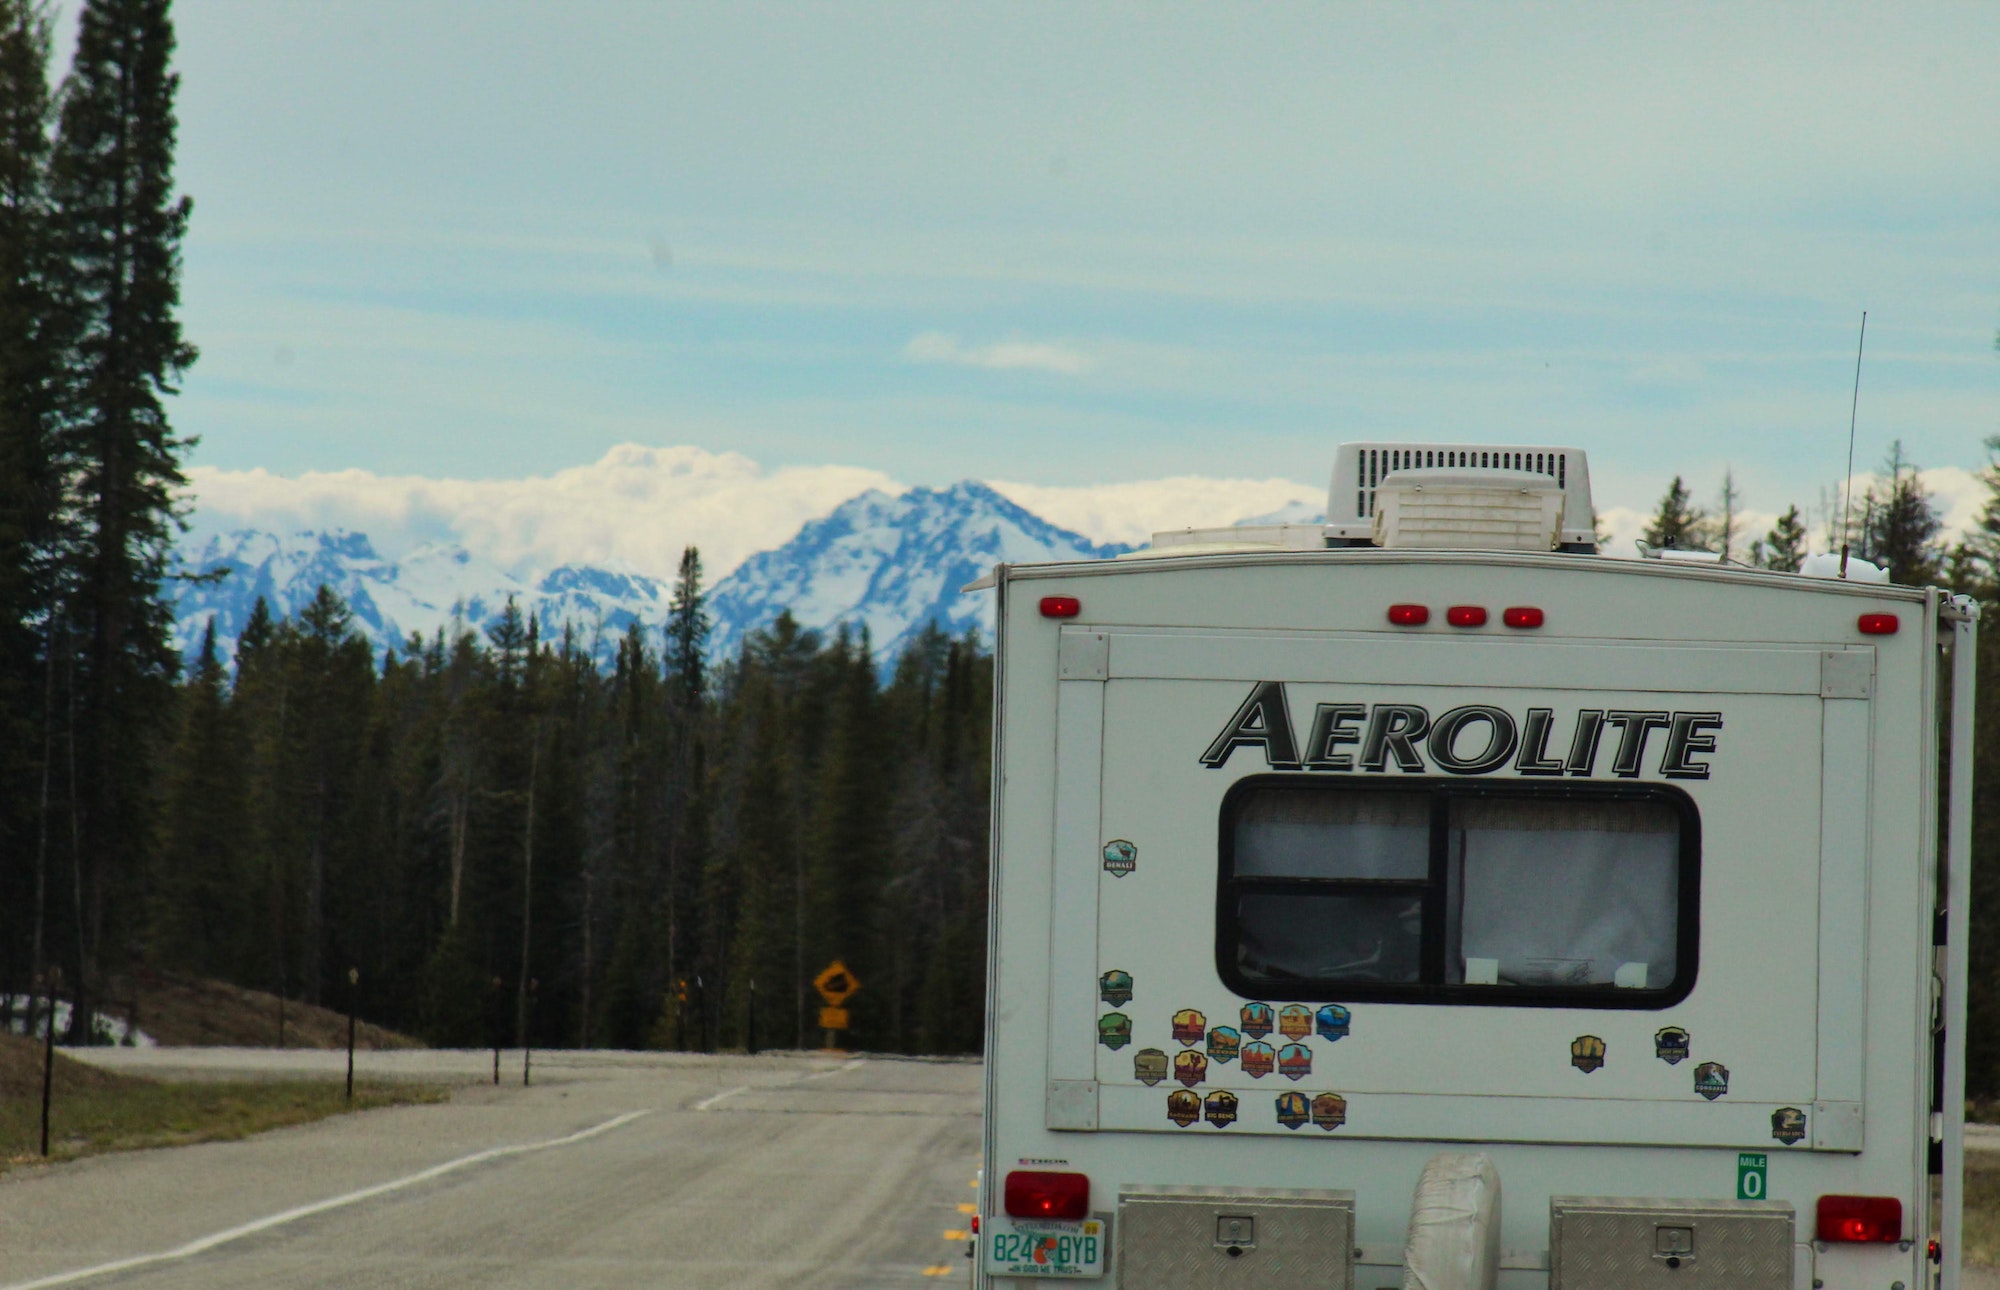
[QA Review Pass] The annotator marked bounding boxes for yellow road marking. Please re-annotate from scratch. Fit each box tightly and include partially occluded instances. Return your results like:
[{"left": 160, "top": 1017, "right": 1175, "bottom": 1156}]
[
  {"left": 944, "top": 1229, "right": 969, "bottom": 1241},
  {"left": 957, "top": 1202, "right": 977, "bottom": 1214}
]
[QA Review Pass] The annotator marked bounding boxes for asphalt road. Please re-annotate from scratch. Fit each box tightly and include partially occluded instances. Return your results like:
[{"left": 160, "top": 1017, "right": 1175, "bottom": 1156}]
[{"left": 0, "top": 1049, "right": 982, "bottom": 1289}]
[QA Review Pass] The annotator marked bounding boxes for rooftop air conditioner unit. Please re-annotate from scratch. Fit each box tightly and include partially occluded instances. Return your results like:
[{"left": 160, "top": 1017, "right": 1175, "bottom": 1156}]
[{"left": 1326, "top": 443, "right": 1597, "bottom": 553}]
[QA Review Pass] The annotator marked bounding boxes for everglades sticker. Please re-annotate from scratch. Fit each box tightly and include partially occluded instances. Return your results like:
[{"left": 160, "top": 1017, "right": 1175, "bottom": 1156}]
[
  {"left": 1571, "top": 1035, "right": 1606, "bottom": 1073},
  {"left": 1174, "top": 1051, "right": 1209, "bottom": 1088},
  {"left": 1772, "top": 1107, "right": 1807, "bottom": 1145},
  {"left": 1097, "top": 1012, "right": 1131, "bottom": 1051},
  {"left": 1102, "top": 839, "right": 1137, "bottom": 877},
  {"left": 1203, "top": 1090, "right": 1239, "bottom": 1128},
  {"left": 1654, "top": 1026, "right": 1691, "bottom": 1065},
  {"left": 1098, "top": 969, "right": 1133, "bottom": 1007},
  {"left": 1311, "top": 1092, "right": 1349, "bottom": 1131},
  {"left": 1315, "top": 1004, "right": 1351, "bottom": 1042},
  {"left": 1133, "top": 1048, "right": 1168, "bottom": 1086},
  {"left": 1694, "top": 1061, "right": 1729, "bottom": 1100},
  {"left": 1240, "top": 1002, "right": 1274, "bottom": 1038},
  {"left": 1278, "top": 1005, "right": 1313, "bottom": 1039},
  {"left": 1277, "top": 1042, "right": 1312, "bottom": 1082},
  {"left": 1240, "top": 1042, "right": 1275, "bottom": 1079},
  {"left": 1167, "top": 1089, "right": 1200, "bottom": 1127},
  {"left": 1275, "top": 1091, "right": 1309, "bottom": 1130},
  {"left": 1171, "top": 1009, "right": 1206, "bottom": 1047},
  {"left": 1207, "top": 1026, "right": 1241, "bottom": 1063}
]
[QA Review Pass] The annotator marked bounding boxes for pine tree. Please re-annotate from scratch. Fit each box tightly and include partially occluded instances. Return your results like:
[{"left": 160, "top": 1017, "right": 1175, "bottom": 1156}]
[
  {"left": 47, "top": 0, "right": 196, "bottom": 1032},
  {"left": 1642, "top": 476, "right": 1710, "bottom": 551},
  {"left": 665, "top": 546, "right": 708, "bottom": 705},
  {"left": 1713, "top": 469, "right": 1742, "bottom": 562},
  {"left": 0, "top": 0, "right": 59, "bottom": 1004},
  {"left": 1758, "top": 506, "right": 1809, "bottom": 573},
  {"left": 1859, "top": 442, "right": 1944, "bottom": 587}
]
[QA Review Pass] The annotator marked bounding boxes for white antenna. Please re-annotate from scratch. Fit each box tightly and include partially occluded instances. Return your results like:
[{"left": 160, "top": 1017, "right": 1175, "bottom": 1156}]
[{"left": 1838, "top": 311, "right": 1867, "bottom": 579}]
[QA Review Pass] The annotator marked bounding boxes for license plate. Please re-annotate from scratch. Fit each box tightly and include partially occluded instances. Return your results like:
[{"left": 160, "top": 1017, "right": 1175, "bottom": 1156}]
[{"left": 983, "top": 1216, "right": 1108, "bottom": 1278}]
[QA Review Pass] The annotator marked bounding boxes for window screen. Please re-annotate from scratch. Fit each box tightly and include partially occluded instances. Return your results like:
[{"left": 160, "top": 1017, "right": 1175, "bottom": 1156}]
[{"left": 1218, "top": 779, "right": 1697, "bottom": 1007}]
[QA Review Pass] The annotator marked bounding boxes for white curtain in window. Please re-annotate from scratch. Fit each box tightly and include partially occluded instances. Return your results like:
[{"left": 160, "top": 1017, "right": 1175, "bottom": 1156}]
[
  {"left": 1234, "top": 790, "right": 1430, "bottom": 879},
  {"left": 1453, "top": 799, "right": 1679, "bottom": 988}
]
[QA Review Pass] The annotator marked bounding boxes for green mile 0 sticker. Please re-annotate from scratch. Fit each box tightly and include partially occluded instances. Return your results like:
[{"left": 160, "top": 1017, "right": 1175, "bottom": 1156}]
[{"left": 1736, "top": 1152, "right": 1768, "bottom": 1200}]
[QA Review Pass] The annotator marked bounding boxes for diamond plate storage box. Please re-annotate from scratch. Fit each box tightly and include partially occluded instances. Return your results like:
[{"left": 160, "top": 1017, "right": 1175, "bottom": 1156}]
[
  {"left": 1115, "top": 1185, "right": 1354, "bottom": 1289},
  {"left": 1549, "top": 1196, "right": 1795, "bottom": 1289}
]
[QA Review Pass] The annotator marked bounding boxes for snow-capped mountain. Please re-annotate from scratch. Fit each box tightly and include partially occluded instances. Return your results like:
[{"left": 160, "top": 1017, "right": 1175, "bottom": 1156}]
[
  {"left": 707, "top": 481, "right": 1129, "bottom": 662},
  {"left": 169, "top": 480, "right": 1130, "bottom": 668},
  {"left": 170, "top": 530, "right": 673, "bottom": 666}
]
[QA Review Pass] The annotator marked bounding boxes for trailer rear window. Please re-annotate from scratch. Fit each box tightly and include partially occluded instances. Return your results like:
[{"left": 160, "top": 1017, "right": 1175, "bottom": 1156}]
[{"left": 1217, "top": 779, "right": 1698, "bottom": 1008}]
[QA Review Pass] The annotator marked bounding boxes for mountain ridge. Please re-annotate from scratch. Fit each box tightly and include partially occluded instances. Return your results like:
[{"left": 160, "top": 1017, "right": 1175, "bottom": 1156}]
[{"left": 169, "top": 479, "right": 1134, "bottom": 668}]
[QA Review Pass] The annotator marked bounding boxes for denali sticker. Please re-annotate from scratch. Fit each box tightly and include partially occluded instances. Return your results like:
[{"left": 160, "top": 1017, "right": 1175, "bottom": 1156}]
[{"left": 1200, "top": 682, "right": 1722, "bottom": 780}]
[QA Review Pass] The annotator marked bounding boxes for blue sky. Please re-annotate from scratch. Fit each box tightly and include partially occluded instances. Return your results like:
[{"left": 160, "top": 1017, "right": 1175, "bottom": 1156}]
[{"left": 126, "top": 2, "right": 2000, "bottom": 567}]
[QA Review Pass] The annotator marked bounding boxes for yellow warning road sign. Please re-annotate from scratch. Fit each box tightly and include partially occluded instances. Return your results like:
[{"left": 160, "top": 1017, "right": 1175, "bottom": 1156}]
[
  {"left": 819, "top": 1006, "right": 850, "bottom": 1031},
  {"left": 814, "top": 960, "right": 859, "bottom": 1006}
]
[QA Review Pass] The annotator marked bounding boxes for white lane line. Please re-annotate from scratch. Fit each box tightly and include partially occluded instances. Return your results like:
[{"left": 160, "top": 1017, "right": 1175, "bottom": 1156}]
[
  {"left": 0, "top": 1110, "right": 652, "bottom": 1290},
  {"left": 693, "top": 1084, "right": 749, "bottom": 1111},
  {"left": 693, "top": 1057, "right": 862, "bottom": 1112},
  {"left": 801, "top": 1058, "right": 865, "bottom": 1082}
]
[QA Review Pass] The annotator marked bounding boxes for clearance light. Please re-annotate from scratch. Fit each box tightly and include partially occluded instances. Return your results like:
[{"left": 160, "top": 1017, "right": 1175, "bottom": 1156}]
[
  {"left": 1502, "top": 607, "right": 1545, "bottom": 629},
  {"left": 1446, "top": 605, "right": 1488, "bottom": 628},
  {"left": 1040, "top": 596, "right": 1082, "bottom": 619},
  {"left": 1857, "top": 613, "right": 1899, "bottom": 636},
  {"left": 1004, "top": 1170, "right": 1090, "bottom": 1221},
  {"left": 1816, "top": 1195, "right": 1902, "bottom": 1244},
  {"left": 1387, "top": 604, "right": 1430, "bottom": 626}
]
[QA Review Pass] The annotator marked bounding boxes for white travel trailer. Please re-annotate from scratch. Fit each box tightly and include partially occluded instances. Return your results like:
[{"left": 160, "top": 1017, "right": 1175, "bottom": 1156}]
[{"left": 975, "top": 444, "right": 1979, "bottom": 1290}]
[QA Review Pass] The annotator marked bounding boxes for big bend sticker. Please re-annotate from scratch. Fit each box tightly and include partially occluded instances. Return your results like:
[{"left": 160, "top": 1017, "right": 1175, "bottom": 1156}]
[{"left": 1199, "top": 681, "right": 1721, "bottom": 780}]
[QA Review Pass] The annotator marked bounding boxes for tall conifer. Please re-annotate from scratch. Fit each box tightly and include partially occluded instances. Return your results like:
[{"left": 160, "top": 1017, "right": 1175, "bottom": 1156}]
[
  {"left": 47, "top": 0, "right": 195, "bottom": 1028},
  {"left": 1642, "top": 476, "right": 1710, "bottom": 551},
  {"left": 1757, "top": 506, "right": 1809, "bottom": 573},
  {"left": 0, "top": 0, "right": 58, "bottom": 1003}
]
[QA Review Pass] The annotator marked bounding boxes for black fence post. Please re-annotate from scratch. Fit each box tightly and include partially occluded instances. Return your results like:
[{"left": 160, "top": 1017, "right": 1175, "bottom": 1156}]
[
  {"left": 523, "top": 979, "right": 537, "bottom": 1088},
  {"left": 345, "top": 967, "right": 359, "bottom": 1103},
  {"left": 490, "top": 976, "right": 503, "bottom": 1086},
  {"left": 39, "top": 966, "right": 60, "bottom": 1158},
  {"left": 747, "top": 978, "right": 758, "bottom": 1056}
]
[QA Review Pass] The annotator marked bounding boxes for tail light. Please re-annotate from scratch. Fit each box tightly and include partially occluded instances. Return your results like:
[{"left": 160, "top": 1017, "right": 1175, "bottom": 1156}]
[
  {"left": 1387, "top": 604, "right": 1429, "bottom": 626},
  {"left": 1502, "top": 606, "right": 1544, "bottom": 629},
  {"left": 1857, "top": 612, "right": 1898, "bottom": 635},
  {"left": 1816, "top": 1195, "right": 1902, "bottom": 1243},
  {"left": 1004, "top": 1170, "right": 1090, "bottom": 1220},
  {"left": 1445, "top": 605, "right": 1488, "bottom": 628},
  {"left": 1040, "top": 596, "right": 1081, "bottom": 619}
]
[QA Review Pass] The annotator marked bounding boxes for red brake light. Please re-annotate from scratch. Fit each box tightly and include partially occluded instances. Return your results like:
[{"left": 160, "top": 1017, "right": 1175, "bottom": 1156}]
[
  {"left": 1446, "top": 605, "right": 1488, "bottom": 628},
  {"left": 1816, "top": 1195, "right": 1902, "bottom": 1243},
  {"left": 1387, "top": 604, "right": 1430, "bottom": 626},
  {"left": 1502, "top": 607, "right": 1544, "bottom": 629},
  {"left": 1857, "top": 613, "right": 1898, "bottom": 636},
  {"left": 1004, "top": 1170, "right": 1090, "bottom": 1220},
  {"left": 1040, "top": 596, "right": 1081, "bottom": 619}
]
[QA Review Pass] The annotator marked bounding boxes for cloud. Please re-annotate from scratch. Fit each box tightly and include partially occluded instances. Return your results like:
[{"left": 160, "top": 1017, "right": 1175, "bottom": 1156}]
[
  {"left": 990, "top": 475, "right": 1323, "bottom": 547},
  {"left": 183, "top": 445, "right": 900, "bottom": 581},
  {"left": 182, "top": 442, "right": 1333, "bottom": 578},
  {"left": 904, "top": 331, "right": 1093, "bottom": 376}
]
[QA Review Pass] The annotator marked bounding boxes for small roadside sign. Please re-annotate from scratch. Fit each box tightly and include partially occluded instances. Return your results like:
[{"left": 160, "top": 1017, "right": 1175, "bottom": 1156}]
[
  {"left": 1736, "top": 1152, "right": 1768, "bottom": 1200},
  {"left": 819, "top": 1006, "right": 850, "bottom": 1031},
  {"left": 814, "top": 961, "right": 859, "bottom": 1007}
]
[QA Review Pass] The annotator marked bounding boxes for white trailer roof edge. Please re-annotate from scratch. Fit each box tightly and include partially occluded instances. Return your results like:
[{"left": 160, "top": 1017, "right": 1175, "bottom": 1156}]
[{"left": 986, "top": 549, "right": 1935, "bottom": 602}]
